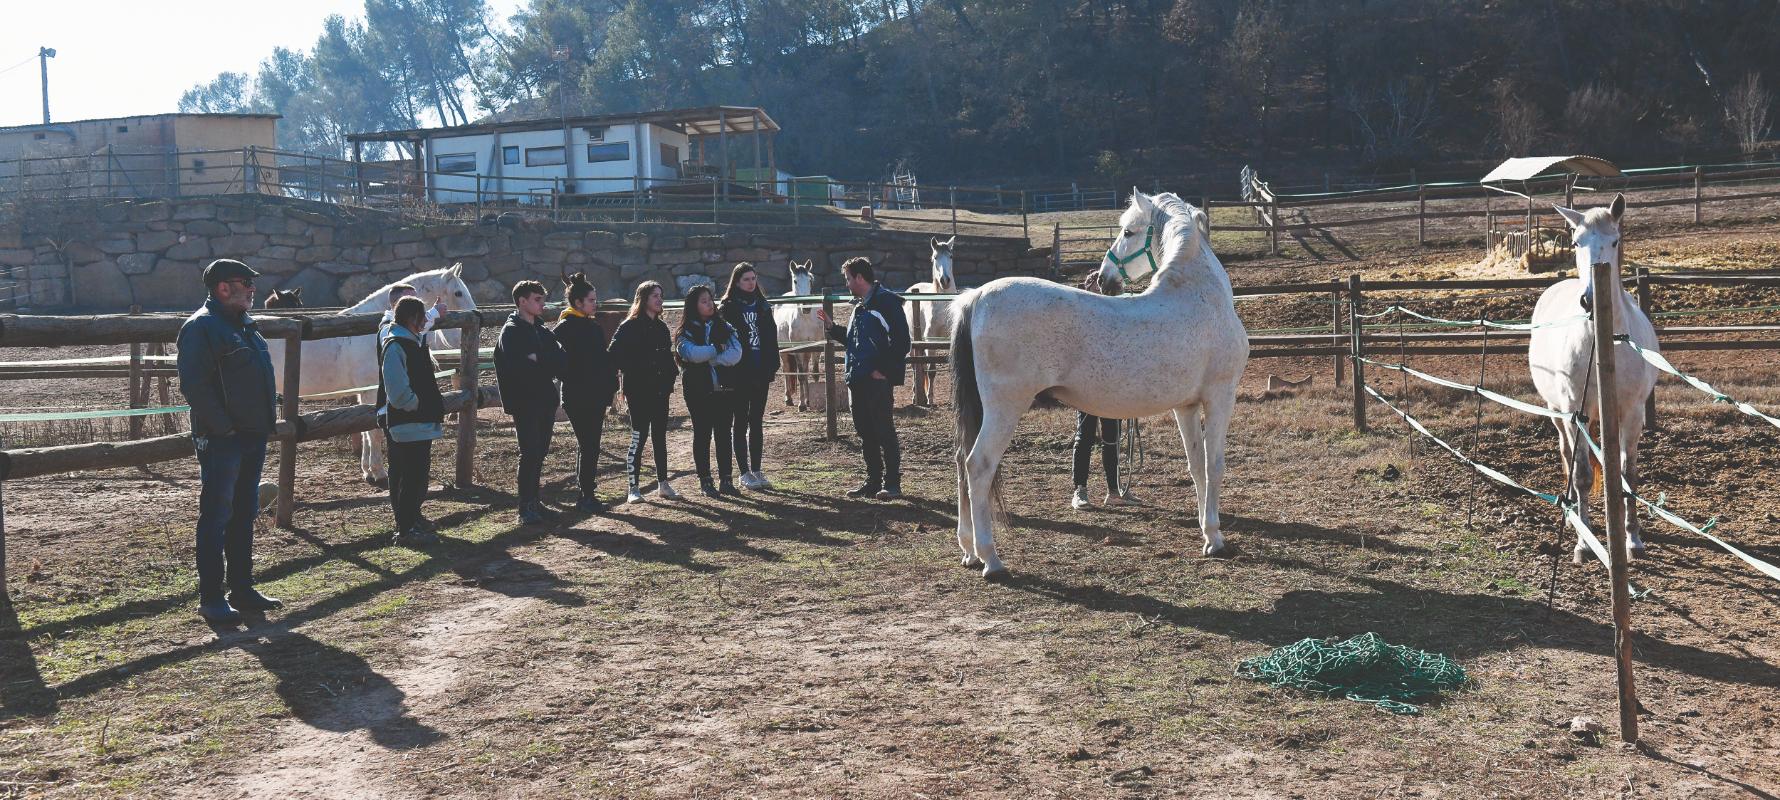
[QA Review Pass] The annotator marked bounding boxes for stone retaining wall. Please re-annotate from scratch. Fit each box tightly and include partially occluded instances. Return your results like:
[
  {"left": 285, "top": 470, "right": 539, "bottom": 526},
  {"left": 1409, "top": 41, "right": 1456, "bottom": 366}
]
[{"left": 1, "top": 195, "right": 1049, "bottom": 311}]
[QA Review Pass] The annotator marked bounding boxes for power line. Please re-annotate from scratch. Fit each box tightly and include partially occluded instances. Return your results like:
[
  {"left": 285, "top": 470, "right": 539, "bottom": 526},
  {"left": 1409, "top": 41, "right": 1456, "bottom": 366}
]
[{"left": 0, "top": 54, "right": 38, "bottom": 76}]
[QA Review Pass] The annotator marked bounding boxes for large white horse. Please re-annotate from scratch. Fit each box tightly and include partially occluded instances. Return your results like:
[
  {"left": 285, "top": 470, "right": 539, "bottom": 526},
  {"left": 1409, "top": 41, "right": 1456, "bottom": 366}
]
[
  {"left": 265, "top": 264, "right": 477, "bottom": 484},
  {"left": 905, "top": 236, "right": 957, "bottom": 403},
  {"left": 949, "top": 190, "right": 1249, "bottom": 579},
  {"left": 774, "top": 260, "right": 823, "bottom": 409},
  {"left": 1528, "top": 194, "right": 1658, "bottom": 562}
]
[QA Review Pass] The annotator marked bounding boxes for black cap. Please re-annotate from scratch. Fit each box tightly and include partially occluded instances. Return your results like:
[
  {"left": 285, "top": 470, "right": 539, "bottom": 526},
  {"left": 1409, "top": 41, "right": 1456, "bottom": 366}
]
[{"left": 203, "top": 258, "right": 259, "bottom": 287}]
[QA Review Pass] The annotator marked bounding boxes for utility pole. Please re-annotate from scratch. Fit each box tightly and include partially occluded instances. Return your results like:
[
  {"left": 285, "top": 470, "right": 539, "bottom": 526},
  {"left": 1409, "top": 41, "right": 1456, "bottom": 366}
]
[
  {"left": 38, "top": 47, "right": 56, "bottom": 125},
  {"left": 553, "top": 46, "right": 573, "bottom": 196}
]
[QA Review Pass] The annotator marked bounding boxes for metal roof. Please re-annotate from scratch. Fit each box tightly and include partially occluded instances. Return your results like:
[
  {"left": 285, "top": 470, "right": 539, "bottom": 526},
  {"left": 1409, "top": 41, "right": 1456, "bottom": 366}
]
[
  {"left": 346, "top": 105, "right": 779, "bottom": 143},
  {"left": 1481, "top": 155, "right": 1623, "bottom": 183},
  {"left": 0, "top": 113, "right": 280, "bottom": 134}
]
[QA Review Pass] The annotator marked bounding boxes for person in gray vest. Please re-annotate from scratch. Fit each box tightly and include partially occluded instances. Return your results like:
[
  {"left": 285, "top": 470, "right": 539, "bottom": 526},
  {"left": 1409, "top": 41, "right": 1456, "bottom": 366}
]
[
  {"left": 378, "top": 296, "right": 446, "bottom": 546},
  {"left": 176, "top": 259, "right": 283, "bottom": 625}
]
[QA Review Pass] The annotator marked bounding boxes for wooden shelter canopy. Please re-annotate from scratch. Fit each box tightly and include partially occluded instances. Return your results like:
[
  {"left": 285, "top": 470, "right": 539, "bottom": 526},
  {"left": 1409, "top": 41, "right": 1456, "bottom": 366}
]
[
  {"left": 1481, "top": 155, "right": 1623, "bottom": 184},
  {"left": 345, "top": 106, "right": 779, "bottom": 143}
]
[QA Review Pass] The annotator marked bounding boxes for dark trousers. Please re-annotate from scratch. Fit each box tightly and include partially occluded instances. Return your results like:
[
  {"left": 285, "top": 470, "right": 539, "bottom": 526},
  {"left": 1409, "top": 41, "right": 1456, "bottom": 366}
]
[
  {"left": 626, "top": 393, "right": 671, "bottom": 485},
  {"left": 847, "top": 379, "right": 901, "bottom": 486},
  {"left": 565, "top": 402, "right": 608, "bottom": 499},
  {"left": 387, "top": 438, "right": 432, "bottom": 530},
  {"left": 511, "top": 407, "right": 556, "bottom": 503},
  {"left": 1072, "top": 412, "right": 1121, "bottom": 494},
  {"left": 194, "top": 432, "right": 268, "bottom": 601},
  {"left": 686, "top": 390, "right": 735, "bottom": 482},
  {"left": 731, "top": 378, "right": 770, "bottom": 474}
]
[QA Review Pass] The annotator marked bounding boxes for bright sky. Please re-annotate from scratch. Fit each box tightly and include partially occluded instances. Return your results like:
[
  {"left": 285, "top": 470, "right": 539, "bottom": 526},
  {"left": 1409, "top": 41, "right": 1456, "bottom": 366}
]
[{"left": 0, "top": 0, "right": 525, "bottom": 129}]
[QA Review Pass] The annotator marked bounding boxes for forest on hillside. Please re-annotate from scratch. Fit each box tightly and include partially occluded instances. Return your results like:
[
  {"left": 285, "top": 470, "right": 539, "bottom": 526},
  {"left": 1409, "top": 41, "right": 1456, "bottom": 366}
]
[{"left": 180, "top": 0, "right": 1780, "bottom": 188}]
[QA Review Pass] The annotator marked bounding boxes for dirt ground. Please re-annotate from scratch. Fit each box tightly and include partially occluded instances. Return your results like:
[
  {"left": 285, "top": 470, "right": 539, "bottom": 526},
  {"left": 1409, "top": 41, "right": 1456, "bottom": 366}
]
[{"left": 1, "top": 215, "right": 1778, "bottom": 799}]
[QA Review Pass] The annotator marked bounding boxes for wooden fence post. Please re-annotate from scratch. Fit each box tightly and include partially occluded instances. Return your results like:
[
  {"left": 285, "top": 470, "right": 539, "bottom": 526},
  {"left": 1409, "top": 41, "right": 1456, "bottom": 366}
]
[
  {"left": 912, "top": 297, "right": 928, "bottom": 407},
  {"left": 1590, "top": 259, "right": 1640, "bottom": 746},
  {"left": 276, "top": 334, "right": 301, "bottom": 528},
  {"left": 1020, "top": 189, "right": 1028, "bottom": 241},
  {"left": 1417, "top": 185, "right": 1427, "bottom": 246},
  {"left": 1052, "top": 222, "right": 1061, "bottom": 276},
  {"left": 1564, "top": 173, "right": 1575, "bottom": 209},
  {"left": 823, "top": 294, "right": 839, "bottom": 440},
  {"left": 1348, "top": 274, "right": 1366, "bottom": 432},
  {"left": 456, "top": 321, "right": 480, "bottom": 488},
  {"left": 1332, "top": 286, "right": 1344, "bottom": 387},
  {"left": 128, "top": 306, "right": 143, "bottom": 440},
  {"left": 1637, "top": 267, "right": 1656, "bottom": 430},
  {"left": 950, "top": 186, "right": 958, "bottom": 236},
  {"left": 1694, "top": 166, "right": 1704, "bottom": 224},
  {"left": 1268, "top": 201, "right": 1279, "bottom": 256}
]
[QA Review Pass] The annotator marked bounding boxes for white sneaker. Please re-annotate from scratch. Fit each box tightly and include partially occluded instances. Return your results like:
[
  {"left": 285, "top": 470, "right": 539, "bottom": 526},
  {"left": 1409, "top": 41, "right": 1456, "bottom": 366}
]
[
  {"left": 1105, "top": 490, "right": 1142, "bottom": 507},
  {"left": 753, "top": 471, "right": 773, "bottom": 489},
  {"left": 1071, "top": 486, "right": 1091, "bottom": 510},
  {"left": 657, "top": 480, "right": 679, "bottom": 499},
  {"left": 739, "top": 472, "right": 763, "bottom": 490},
  {"left": 626, "top": 485, "right": 646, "bottom": 504}
]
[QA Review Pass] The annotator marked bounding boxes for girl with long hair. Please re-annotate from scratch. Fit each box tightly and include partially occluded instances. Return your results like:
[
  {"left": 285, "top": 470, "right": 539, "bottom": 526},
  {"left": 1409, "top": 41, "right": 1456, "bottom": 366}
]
[
  {"left": 607, "top": 281, "right": 679, "bottom": 502},
  {"left": 676, "top": 284, "right": 743, "bottom": 497},
  {"left": 718, "top": 263, "right": 780, "bottom": 488}
]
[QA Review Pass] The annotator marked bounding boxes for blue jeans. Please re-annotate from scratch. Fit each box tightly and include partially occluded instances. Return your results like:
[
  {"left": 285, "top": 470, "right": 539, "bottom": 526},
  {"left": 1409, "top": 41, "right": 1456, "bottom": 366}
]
[{"left": 194, "top": 432, "right": 269, "bottom": 601}]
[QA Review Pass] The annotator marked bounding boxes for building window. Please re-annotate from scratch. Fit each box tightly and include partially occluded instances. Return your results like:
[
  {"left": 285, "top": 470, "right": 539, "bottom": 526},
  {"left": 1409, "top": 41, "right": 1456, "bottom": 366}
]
[
  {"left": 660, "top": 144, "right": 679, "bottom": 169},
  {"left": 193, "top": 160, "right": 207, "bottom": 175},
  {"left": 33, "top": 133, "right": 45, "bottom": 140},
  {"left": 584, "top": 126, "right": 606, "bottom": 141},
  {"left": 116, "top": 125, "right": 129, "bottom": 133},
  {"left": 586, "top": 142, "right": 629, "bottom": 163},
  {"left": 503, "top": 146, "right": 519, "bottom": 165},
  {"left": 435, "top": 153, "right": 477, "bottom": 173},
  {"left": 525, "top": 146, "right": 565, "bottom": 167}
]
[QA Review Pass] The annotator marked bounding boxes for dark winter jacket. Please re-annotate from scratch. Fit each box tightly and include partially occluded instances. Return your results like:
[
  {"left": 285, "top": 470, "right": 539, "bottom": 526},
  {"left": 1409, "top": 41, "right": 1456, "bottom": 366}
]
[
  {"left": 824, "top": 283, "right": 911, "bottom": 385},
  {"left": 676, "top": 317, "right": 744, "bottom": 394},
  {"left": 378, "top": 325, "right": 446, "bottom": 437},
  {"left": 608, "top": 315, "right": 678, "bottom": 398},
  {"left": 176, "top": 297, "right": 278, "bottom": 438},
  {"left": 553, "top": 310, "right": 620, "bottom": 411},
  {"left": 719, "top": 294, "right": 780, "bottom": 382},
  {"left": 493, "top": 312, "right": 565, "bottom": 414}
]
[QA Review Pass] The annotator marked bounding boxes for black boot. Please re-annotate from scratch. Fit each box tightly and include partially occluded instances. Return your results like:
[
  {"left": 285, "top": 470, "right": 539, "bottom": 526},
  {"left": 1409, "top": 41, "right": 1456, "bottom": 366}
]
[
  {"left": 700, "top": 479, "right": 720, "bottom": 498},
  {"left": 846, "top": 480, "right": 882, "bottom": 499},
  {"left": 719, "top": 477, "right": 742, "bottom": 496},
  {"left": 228, "top": 588, "right": 284, "bottom": 613}
]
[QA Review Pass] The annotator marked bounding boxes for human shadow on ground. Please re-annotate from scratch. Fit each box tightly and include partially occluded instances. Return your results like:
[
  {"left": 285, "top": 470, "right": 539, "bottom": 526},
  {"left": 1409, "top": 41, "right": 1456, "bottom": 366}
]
[
  {"left": 233, "top": 628, "right": 443, "bottom": 750},
  {"left": 0, "top": 602, "right": 56, "bottom": 717}
]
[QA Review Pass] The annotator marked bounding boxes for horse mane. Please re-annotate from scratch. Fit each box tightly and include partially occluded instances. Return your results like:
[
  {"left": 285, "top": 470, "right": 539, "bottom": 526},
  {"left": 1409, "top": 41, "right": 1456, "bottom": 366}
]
[{"left": 1146, "top": 192, "right": 1209, "bottom": 289}]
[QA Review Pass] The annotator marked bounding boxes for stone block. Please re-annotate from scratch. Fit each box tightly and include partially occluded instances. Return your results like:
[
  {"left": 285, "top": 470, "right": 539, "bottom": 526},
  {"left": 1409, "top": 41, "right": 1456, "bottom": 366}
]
[
  {"left": 64, "top": 242, "right": 106, "bottom": 265},
  {"left": 438, "top": 235, "right": 488, "bottom": 258},
  {"left": 392, "top": 240, "right": 436, "bottom": 259},
  {"left": 411, "top": 256, "right": 448, "bottom": 271},
  {"left": 514, "top": 232, "right": 543, "bottom": 251},
  {"left": 751, "top": 235, "right": 792, "bottom": 249},
  {"left": 241, "top": 256, "right": 301, "bottom": 276},
  {"left": 722, "top": 231, "right": 751, "bottom": 247},
  {"left": 129, "top": 259, "right": 206, "bottom": 309},
  {"left": 704, "top": 261, "right": 737, "bottom": 278},
  {"left": 382, "top": 227, "right": 425, "bottom": 245},
  {"left": 423, "top": 224, "right": 469, "bottom": 239},
  {"left": 185, "top": 219, "right": 231, "bottom": 238},
  {"left": 726, "top": 248, "right": 772, "bottom": 262},
  {"left": 525, "top": 248, "right": 566, "bottom": 264},
  {"left": 676, "top": 274, "right": 716, "bottom": 296},
  {"left": 687, "top": 235, "right": 723, "bottom": 249},
  {"left": 215, "top": 205, "right": 256, "bottom": 223},
  {"left": 1017, "top": 257, "right": 1049, "bottom": 271},
  {"left": 296, "top": 246, "right": 342, "bottom": 263},
  {"left": 269, "top": 234, "right": 312, "bottom": 248},
  {"left": 338, "top": 273, "right": 384, "bottom": 305},
  {"left": 97, "top": 204, "right": 131, "bottom": 223},
  {"left": 373, "top": 259, "right": 414, "bottom": 275},
  {"left": 457, "top": 261, "right": 489, "bottom": 281},
  {"left": 369, "top": 244, "right": 395, "bottom": 262},
  {"left": 831, "top": 250, "right": 886, "bottom": 265},
  {"left": 340, "top": 247, "right": 370, "bottom": 265},
  {"left": 1, "top": 248, "right": 41, "bottom": 267},
  {"left": 701, "top": 250, "right": 727, "bottom": 263},
  {"left": 622, "top": 232, "right": 650, "bottom": 250},
  {"left": 485, "top": 253, "right": 525, "bottom": 274},
  {"left": 882, "top": 270, "right": 916, "bottom": 289},
  {"left": 212, "top": 234, "right": 268, "bottom": 257},
  {"left": 670, "top": 262, "right": 705, "bottom": 277},
  {"left": 590, "top": 248, "right": 647, "bottom": 266},
  {"left": 97, "top": 237, "right": 136, "bottom": 255},
  {"left": 254, "top": 215, "right": 296, "bottom": 235},
  {"left": 280, "top": 267, "right": 340, "bottom": 305},
  {"left": 314, "top": 261, "right": 369, "bottom": 276},
  {"left": 648, "top": 250, "right": 700, "bottom": 266},
  {"left": 584, "top": 231, "right": 619, "bottom": 249},
  {"left": 172, "top": 201, "right": 215, "bottom": 221},
  {"left": 620, "top": 262, "right": 656, "bottom": 280},
  {"left": 116, "top": 253, "right": 159, "bottom": 275},
  {"left": 257, "top": 245, "right": 298, "bottom": 261},
  {"left": 654, "top": 237, "right": 686, "bottom": 250},
  {"left": 287, "top": 208, "right": 333, "bottom": 227},
  {"left": 543, "top": 231, "right": 582, "bottom": 249},
  {"left": 469, "top": 278, "right": 509, "bottom": 305},
  {"left": 310, "top": 226, "right": 333, "bottom": 247},
  {"left": 73, "top": 260, "right": 136, "bottom": 310},
  {"left": 228, "top": 222, "right": 257, "bottom": 235},
  {"left": 128, "top": 202, "right": 173, "bottom": 223},
  {"left": 883, "top": 250, "right": 914, "bottom": 268},
  {"left": 334, "top": 226, "right": 379, "bottom": 247}
]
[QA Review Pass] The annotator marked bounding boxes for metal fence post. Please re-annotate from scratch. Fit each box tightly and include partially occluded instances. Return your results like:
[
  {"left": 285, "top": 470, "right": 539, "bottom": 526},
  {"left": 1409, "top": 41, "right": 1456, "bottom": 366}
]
[
  {"left": 276, "top": 334, "right": 302, "bottom": 528},
  {"left": 633, "top": 174, "right": 640, "bottom": 223},
  {"left": 1589, "top": 259, "right": 1640, "bottom": 746},
  {"left": 823, "top": 294, "right": 839, "bottom": 440},
  {"left": 1348, "top": 274, "right": 1366, "bottom": 432},
  {"left": 1694, "top": 166, "right": 1703, "bottom": 224},
  {"left": 456, "top": 321, "right": 480, "bottom": 488}
]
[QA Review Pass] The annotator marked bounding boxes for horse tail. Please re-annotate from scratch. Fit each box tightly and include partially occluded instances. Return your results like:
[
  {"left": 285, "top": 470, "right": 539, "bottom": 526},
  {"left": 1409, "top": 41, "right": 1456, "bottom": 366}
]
[
  {"left": 1588, "top": 418, "right": 1604, "bottom": 499},
  {"left": 950, "top": 291, "right": 1008, "bottom": 525}
]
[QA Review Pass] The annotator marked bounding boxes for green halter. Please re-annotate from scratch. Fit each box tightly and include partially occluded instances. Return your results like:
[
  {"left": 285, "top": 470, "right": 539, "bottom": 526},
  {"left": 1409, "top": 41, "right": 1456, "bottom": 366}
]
[{"left": 1103, "top": 225, "right": 1157, "bottom": 283}]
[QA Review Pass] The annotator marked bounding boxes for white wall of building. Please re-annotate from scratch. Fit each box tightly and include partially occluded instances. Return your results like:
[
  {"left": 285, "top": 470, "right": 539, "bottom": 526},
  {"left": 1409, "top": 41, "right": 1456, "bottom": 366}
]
[{"left": 425, "top": 122, "right": 691, "bottom": 204}]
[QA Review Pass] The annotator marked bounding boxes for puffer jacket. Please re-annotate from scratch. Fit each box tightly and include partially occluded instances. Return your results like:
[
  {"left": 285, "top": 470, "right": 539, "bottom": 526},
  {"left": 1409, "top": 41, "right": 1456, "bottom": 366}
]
[
  {"left": 718, "top": 294, "right": 780, "bottom": 383},
  {"left": 676, "top": 317, "right": 744, "bottom": 394},
  {"left": 608, "top": 315, "right": 678, "bottom": 398},
  {"left": 823, "top": 283, "right": 911, "bottom": 385},
  {"left": 176, "top": 298, "right": 278, "bottom": 438},
  {"left": 553, "top": 310, "right": 620, "bottom": 411}
]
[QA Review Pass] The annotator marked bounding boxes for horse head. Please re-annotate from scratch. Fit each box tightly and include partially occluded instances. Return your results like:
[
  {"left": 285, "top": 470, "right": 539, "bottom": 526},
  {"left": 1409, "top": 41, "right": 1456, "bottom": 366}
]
[
  {"left": 1093, "top": 189, "right": 1163, "bottom": 294},
  {"left": 788, "top": 260, "right": 815, "bottom": 297},
  {"left": 404, "top": 263, "right": 475, "bottom": 347},
  {"left": 263, "top": 288, "right": 304, "bottom": 309},
  {"left": 1553, "top": 194, "right": 1624, "bottom": 311},
  {"left": 929, "top": 236, "right": 957, "bottom": 292}
]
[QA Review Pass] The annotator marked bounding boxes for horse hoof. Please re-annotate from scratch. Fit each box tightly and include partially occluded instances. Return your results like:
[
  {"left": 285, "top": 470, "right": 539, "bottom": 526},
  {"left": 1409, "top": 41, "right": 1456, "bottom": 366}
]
[
  {"left": 1572, "top": 551, "right": 1588, "bottom": 565},
  {"left": 982, "top": 566, "right": 1011, "bottom": 582},
  {"left": 961, "top": 557, "right": 984, "bottom": 569},
  {"left": 1630, "top": 547, "right": 1648, "bottom": 561}
]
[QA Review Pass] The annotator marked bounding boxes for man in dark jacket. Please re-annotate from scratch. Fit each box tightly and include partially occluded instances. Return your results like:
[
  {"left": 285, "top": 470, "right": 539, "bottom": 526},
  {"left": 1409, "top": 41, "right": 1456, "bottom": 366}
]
[
  {"left": 817, "top": 258, "right": 911, "bottom": 500},
  {"left": 493, "top": 280, "right": 567, "bottom": 523},
  {"left": 176, "top": 258, "right": 284, "bottom": 625}
]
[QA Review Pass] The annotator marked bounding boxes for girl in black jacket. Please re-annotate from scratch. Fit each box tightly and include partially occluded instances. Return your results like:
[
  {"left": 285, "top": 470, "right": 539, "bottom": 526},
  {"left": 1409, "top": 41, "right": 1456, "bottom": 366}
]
[
  {"left": 554, "top": 271, "right": 621, "bottom": 513},
  {"left": 608, "top": 281, "right": 678, "bottom": 503},
  {"left": 718, "top": 263, "right": 780, "bottom": 490},
  {"left": 677, "top": 284, "right": 744, "bottom": 497}
]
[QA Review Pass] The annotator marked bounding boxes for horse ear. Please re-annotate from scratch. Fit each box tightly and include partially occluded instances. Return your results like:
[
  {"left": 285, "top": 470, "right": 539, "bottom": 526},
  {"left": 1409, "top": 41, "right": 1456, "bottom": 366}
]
[
  {"left": 930, "top": 236, "right": 940, "bottom": 250},
  {"left": 1610, "top": 193, "right": 1625, "bottom": 222},
  {"left": 291, "top": 287, "right": 302, "bottom": 298},
  {"left": 945, "top": 235, "right": 956, "bottom": 247},
  {"left": 1552, "top": 205, "right": 1587, "bottom": 229},
  {"left": 448, "top": 262, "right": 462, "bottom": 278},
  {"left": 1131, "top": 189, "right": 1153, "bottom": 214}
]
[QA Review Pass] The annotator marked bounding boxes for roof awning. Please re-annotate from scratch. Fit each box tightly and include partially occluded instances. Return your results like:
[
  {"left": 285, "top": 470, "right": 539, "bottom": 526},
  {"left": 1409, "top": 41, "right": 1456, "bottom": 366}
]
[
  {"left": 346, "top": 106, "right": 779, "bottom": 143},
  {"left": 1481, "top": 156, "right": 1623, "bottom": 183}
]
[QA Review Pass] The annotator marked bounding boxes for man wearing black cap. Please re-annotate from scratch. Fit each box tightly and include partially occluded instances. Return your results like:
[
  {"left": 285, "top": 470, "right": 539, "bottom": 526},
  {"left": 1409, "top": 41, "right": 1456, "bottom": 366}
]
[{"left": 176, "top": 258, "right": 284, "bottom": 625}]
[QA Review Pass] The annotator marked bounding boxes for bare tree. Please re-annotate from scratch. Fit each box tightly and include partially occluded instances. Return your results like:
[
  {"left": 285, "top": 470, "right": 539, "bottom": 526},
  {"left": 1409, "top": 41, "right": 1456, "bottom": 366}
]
[
  {"left": 1725, "top": 73, "right": 1773, "bottom": 157},
  {"left": 1563, "top": 82, "right": 1635, "bottom": 154},
  {"left": 1489, "top": 83, "right": 1546, "bottom": 156},
  {"left": 1337, "top": 82, "right": 1438, "bottom": 167}
]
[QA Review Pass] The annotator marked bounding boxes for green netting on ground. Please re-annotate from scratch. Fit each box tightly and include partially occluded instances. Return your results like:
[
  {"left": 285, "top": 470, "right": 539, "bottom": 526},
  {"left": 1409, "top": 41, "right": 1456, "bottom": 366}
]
[{"left": 1234, "top": 632, "right": 1468, "bottom": 715}]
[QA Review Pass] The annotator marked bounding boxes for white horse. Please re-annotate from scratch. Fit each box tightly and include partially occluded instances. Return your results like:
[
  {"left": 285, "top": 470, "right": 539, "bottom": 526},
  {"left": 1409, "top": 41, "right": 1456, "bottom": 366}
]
[
  {"left": 1528, "top": 194, "right": 1659, "bottom": 563},
  {"left": 905, "top": 236, "right": 956, "bottom": 404},
  {"left": 774, "top": 260, "right": 823, "bottom": 409},
  {"left": 950, "top": 190, "right": 1249, "bottom": 579},
  {"left": 264, "top": 264, "right": 477, "bottom": 484}
]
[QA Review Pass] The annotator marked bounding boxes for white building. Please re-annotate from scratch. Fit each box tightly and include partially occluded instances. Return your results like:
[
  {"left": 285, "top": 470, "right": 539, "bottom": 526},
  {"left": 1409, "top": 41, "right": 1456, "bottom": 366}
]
[{"left": 345, "top": 106, "right": 781, "bottom": 205}]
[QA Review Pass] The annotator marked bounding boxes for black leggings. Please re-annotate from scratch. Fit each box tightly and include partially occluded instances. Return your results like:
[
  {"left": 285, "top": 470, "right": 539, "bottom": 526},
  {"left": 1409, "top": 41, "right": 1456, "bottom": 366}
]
[
  {"left": 731, "top": 378, "right": 770, "bottom": 474},
  {"left": 564, "top": 402, "right": 607, "bottom": 498},
  {"left": 1072, "top": 412, "right": 1120, "bottom": 493},
  {"left": 686, "top": 390, "right": 736, "bottom": 482},
  {"left": 512, "top": 408, "right": 555, "bottom": 503},
  {"left": 625, "top": 393, "right": 670, "bottom": 486},
  {"left": 387, "top": 438, "right": 432, "bottom": 530}
]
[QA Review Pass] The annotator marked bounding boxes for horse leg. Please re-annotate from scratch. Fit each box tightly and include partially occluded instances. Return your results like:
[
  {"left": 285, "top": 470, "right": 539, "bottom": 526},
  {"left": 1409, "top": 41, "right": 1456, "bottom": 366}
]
[
  {"left": 965, "top": 405, "right": 1022, "bottom": 579},
  {"left": 1620, "top": 420, "right": 1647, "bottom": 559},
  {"left": 1558, "top": 421, "right": 1593, "bottom": 564},
  {"left": 955, "top": 437, "right": 979, "bottom": 568},
  {"left": 362, "top": 392, "right": 389, "bottom": 487},
  {"left": 781, "top": 354, "right": 798, "bottom": 406},
  {"left": 1173, "top": 402, "right": 1211, "bottom": 533},
  {"left": 1198, "top": 390, "right": 1239, "bottom": 555}
]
